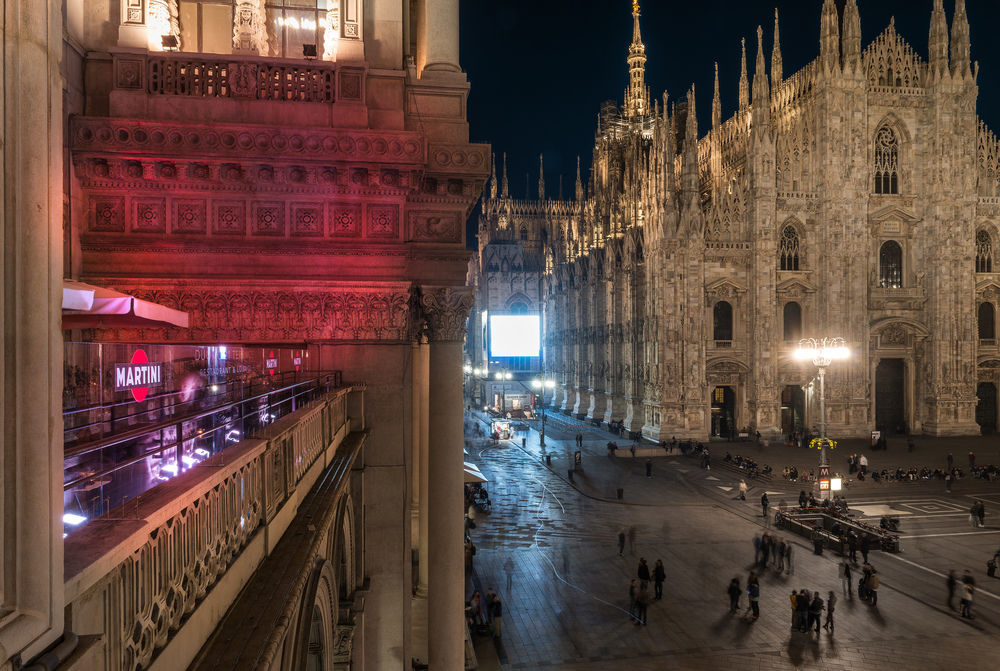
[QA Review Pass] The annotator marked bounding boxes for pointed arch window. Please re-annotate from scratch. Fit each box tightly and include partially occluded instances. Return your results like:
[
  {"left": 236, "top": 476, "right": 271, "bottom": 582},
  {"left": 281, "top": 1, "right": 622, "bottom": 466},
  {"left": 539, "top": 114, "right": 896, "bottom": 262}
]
[
  {"left": 979, "top": 302, "right": 995, "bottom": 340},
  {"left": 713, "top": 301, "right": 733, "bottom": 341},
  {"left": 879, "top": 240, "right": 903, "bottom": 288},
  {"left": 519, "top": 225, "right": 528, "bottom": 241},
  {"left": 783, "top": 302, "right": 802, "bottom": 342},
  {"left": 779, "top": 226, "right": 800, "bottom": 270},
  {"left": 874, "top": 126, "right": 899, "bottom": 194},
  {"left": 977, "top": 229, "right": 994, "bottom": 273}
]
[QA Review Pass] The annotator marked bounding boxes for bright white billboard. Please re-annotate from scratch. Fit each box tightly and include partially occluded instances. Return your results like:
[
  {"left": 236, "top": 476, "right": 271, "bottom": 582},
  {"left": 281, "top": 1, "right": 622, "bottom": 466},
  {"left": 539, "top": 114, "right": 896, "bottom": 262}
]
[{"left": 489, "top": 315, "right": 541, "bottom": 357}]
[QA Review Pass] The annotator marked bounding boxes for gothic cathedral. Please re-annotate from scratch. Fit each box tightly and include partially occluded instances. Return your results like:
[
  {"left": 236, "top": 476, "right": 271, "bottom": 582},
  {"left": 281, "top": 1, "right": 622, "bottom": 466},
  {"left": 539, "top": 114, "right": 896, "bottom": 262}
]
[{"left": 473, "top": 1, "right": 1000, "bottom": 440}]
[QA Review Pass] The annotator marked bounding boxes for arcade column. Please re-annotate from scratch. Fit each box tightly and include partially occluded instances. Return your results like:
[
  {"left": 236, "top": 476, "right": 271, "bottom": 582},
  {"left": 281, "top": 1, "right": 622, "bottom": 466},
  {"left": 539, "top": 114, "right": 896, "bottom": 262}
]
[{"left": 421, "top": 286, "right": 474, "bottom": 670}]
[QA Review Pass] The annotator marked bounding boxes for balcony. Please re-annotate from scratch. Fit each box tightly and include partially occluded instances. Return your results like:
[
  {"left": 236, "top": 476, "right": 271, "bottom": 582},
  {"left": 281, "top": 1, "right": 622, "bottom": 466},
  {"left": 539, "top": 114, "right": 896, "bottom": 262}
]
[{"left": 109, "top": 48, "right": 367, "bottom": 127}]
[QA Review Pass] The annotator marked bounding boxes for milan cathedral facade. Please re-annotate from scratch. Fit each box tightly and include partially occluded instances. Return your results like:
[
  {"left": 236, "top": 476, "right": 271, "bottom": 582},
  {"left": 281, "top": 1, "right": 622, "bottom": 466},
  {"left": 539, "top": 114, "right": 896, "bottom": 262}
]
[{"left": 474, "top": 0, "right": 1000, "bottom": 440}]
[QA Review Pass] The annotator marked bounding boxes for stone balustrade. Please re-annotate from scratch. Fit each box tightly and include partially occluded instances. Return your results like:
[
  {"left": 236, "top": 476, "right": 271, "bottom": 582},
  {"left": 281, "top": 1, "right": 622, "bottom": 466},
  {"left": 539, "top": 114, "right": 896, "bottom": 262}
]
[{"left": 63, "top": 385, "right": 363, "bottom": 671}]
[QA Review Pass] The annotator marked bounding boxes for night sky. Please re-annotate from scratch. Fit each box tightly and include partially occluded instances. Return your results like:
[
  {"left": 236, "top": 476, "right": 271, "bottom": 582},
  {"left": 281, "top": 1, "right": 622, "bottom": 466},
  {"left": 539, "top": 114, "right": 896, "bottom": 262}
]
[{"left": 459, "top": 0, "right": 1000, "bottom": 246}]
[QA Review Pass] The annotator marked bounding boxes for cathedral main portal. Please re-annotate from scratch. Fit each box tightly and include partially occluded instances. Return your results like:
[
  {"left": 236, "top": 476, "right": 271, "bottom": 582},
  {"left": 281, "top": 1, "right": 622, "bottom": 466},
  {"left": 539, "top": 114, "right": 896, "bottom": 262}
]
[
  {"left": 876, "top": 358, "right": 906, "bottom": 434},
  {"left": 711, "top": 386, "right": 736, "bottom": 438}
]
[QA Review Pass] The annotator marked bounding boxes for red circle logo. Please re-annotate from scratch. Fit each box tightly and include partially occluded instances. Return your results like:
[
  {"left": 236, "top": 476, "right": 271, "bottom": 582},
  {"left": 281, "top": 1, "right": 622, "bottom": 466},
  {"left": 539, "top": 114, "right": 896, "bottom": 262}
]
[{"left": 131, "top": 349, "right": 150, "bottom": 402}]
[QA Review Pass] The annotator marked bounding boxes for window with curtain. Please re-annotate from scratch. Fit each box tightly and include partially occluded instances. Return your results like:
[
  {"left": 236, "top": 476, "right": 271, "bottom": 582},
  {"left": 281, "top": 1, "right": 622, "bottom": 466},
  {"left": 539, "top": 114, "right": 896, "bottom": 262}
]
[
  {"left": 713, "top": 301, "right": 733, "bottom": 341},
  {"left": 879, "top": 240, "right": 903, "bottom": 288},
  {"left": 778, "top": 226, "right": 800, "bottom": 271},
  {"left": 979, "top": 302, "right": 995, "bottom": 340},
  {"left": 874, "top": 125, "right": 899, "bottom": 194},
  {"left": 977, "top": 229, "right": 994, "bottom": 273},
  {"left": 783, "top": 302, "right": 802, "bottom": 342},
  {"left": 177, "top": 1, "right": 328, "bottom": 57}
]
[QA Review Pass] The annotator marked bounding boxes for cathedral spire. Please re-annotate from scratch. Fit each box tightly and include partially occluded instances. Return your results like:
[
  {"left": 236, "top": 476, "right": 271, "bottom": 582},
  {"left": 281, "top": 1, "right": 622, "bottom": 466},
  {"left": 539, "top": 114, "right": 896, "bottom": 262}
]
[
  {"left": 538, "top": 154, "right": 545, "bottom": 201},
  {"left": 752, "top": 25, "right": 770, "bottom": 130},
  {"left": 951, "top": 0, "right": 971, "bottom": 79},
  {"left": 575, "top": 156, "right": 584, "bottom": 201},
  {"left": 501, "top": 152, "right": 509, "bottom": 198},
  {"left": 624, "top": 1, "right": 650, "bottom": 118},
  {"left": 712, "top": 62, "right": 721, "bottom": 130},
  {"left": 738, "top": 38, "right": 749, "bottom": 110},
  {"left": 489, "top": 152, "right": 497, "bottom": 199},
  {"left": 842, "top": 0, "right": 861, "bottom": 72},
  {"left": 929, "top": 0, "right": 949, "bottom": 78},
  {"left": 820, "top": 0, "right": 840, "bottom": 73},
  {"left": 682, "top": 86, "right": 699, "bottom": 197},
  {"left": 771, "top": 8, "right": 783, "bottom": 87}
]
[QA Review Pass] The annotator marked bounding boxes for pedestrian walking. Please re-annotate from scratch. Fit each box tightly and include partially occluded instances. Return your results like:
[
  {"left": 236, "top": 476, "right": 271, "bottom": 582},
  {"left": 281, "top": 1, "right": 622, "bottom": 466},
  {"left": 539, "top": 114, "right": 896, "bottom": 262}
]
[
  {"left": 761, "top": 492, "right": 770, "bottom": 518},
  {"left": 860, "top": 533, "right": 870, "bottom": 564},
  {"left": 947, "top": 570, "right": 957, "bottom": 610},
  {"left": 738, "top": 479, "right": 748, "bottom": 501},
  {"left": 823, "top": 591, "right": 837, "bottom": 633},
  {"left": 808, "top": 591, "right": 824, "bottom": 633},
  {"left": 961, "top": 582, "right": 975, "bottom": 619},
  {"left": 867, "top": 567, "right": 880, "bottom": 606},
  {"left": 617, "top": 530, "right": 626, "bottom": 557},
  {"left": 637, "top": 557, "right": 650, "bottom": 586},
  {"left": 776, "top": 538, "right": 786, "bottom": 571},
  {"left": 840, "top": 560, "right": 853, "bottom": 598},
  {"left": 653, "top": 559, "right": 665, "bottom": 600},
  {"left": 745, "top": 573, "right": 760, "bottom": 621},
  {"left": 490, "top": 594, "right": 503, "bottom": 637},
  {"left": 788, "top": 590, "right": 798, "bottom": 630},
  {"left": 977, "top": 500, "right": 986, "bottom": 528},
  {"left": 784, "top": 541, "right": 793, "bottom": 574},
  {"left": 627, "top": 525, "right": 636, "bottom": 555},
  {"left": 728, "top": 577, "right": 742, "bottom": 613},
  {"left": 753, "top": 534, "right": 762, "bottom": 565},
  {"left": 503, "top": 556, "right": 514, "bottom": 591},
  {"left": 635, "top": 582, "right": 650, "bottom": 625},
  {"left": 796, "top": 589, "right": 809, "bottom": 632},
  {"left": 848, "top": 531, "right": 858, "bottom": 563},
  {"left": 645, "top": 458, "right": 652, "bottom": 477},
  {"left": 627, "top": 578, "right": 637, "bottom": 620}
]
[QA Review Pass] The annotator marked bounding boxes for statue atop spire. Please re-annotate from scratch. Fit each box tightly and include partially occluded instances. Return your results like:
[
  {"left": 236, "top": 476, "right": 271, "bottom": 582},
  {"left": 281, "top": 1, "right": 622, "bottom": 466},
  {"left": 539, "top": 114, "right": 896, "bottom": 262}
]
[
  {"left": 489, "top": 153, "right": 497, "bottom": 199},
  {"left": 841, "top": 0, "right": 861, "bottom": 72},
  {"left": 752, "top": 25, "right": 770, "bottom": 131},
  {"left": 624, "top": 0, "right": 650, "bottom": 118},
  {"left": 771, "top": 8, "right": 783, "bottom": 87},
  {"left": 820, "top": 0, "right": 840, "bottom": 73},
  {"left": 738, "top": 38, "right": 749, "bottom": 110},
  {"left": 575, "top": 156, "right": 584, "bottom": 201}
]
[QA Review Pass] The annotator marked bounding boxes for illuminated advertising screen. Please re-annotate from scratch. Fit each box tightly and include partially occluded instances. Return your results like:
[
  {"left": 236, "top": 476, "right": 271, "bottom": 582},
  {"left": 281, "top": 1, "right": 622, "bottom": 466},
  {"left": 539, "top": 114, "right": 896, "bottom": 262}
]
[{"left": 489, "top": 314, "right": 541, "bottom": 357}]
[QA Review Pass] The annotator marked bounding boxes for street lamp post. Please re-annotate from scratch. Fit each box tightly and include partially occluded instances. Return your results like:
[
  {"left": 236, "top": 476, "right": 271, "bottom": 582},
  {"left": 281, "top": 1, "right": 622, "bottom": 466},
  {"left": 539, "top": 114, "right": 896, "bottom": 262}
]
[
  {"left": 494, "top": 369, "right": 512, "bottom": 414},
  {"left": 794, "top": 337, "right": 850, "bottom": 499},
  {"left": 532, "top": 376, "right": 556, "bottom": 448}
]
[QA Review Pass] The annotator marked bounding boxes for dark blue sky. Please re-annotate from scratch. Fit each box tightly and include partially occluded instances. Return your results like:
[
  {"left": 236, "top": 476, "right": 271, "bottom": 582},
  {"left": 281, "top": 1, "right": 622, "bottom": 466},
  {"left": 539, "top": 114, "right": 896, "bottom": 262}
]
[{"left": 459, "top": 0, "right": 1000, "bottom": 244}]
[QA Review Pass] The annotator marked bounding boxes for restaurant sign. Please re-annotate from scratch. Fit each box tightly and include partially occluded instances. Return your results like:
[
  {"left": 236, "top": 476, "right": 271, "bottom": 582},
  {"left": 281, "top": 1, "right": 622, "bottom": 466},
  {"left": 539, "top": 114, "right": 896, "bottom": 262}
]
[{"left": 114, "top": 349, "right": 163, "bottom": 402}]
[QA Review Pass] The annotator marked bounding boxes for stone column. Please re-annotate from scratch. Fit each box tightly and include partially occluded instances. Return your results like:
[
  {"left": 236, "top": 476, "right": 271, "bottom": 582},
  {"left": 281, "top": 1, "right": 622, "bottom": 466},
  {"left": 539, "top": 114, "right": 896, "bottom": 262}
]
[
  {"left": 419, "top": 0, "right": 460, "bottom": 73},
  {"left": 415, "top": 336, "right": 430, "bottom": 597},
  {"left": 1, "top": 0, "right": 65, "bottom": 662},
  {"left": 421, "top": 286, "right": 474, "bottom": 670}
]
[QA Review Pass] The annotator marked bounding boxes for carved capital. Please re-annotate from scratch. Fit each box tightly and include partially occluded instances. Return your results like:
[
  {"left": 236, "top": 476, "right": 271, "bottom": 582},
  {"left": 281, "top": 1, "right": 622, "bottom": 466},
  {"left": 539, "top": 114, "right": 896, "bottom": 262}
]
[{"left": 420, "top": 286, "right": 474, "bottom": 342}]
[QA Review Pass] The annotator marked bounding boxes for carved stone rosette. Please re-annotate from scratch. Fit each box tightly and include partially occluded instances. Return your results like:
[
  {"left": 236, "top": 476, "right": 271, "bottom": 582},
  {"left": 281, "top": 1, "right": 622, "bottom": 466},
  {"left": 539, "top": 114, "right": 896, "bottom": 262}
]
[{"left": 420, "top": 286, "right": 474, "bottom": 342}]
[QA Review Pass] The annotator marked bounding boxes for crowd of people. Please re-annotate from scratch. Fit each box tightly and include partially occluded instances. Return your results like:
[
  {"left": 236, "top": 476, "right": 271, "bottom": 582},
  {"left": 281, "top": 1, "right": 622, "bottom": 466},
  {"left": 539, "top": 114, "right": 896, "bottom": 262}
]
[{"left": 723, "top": 452, "right": 773, "bottom": 478}]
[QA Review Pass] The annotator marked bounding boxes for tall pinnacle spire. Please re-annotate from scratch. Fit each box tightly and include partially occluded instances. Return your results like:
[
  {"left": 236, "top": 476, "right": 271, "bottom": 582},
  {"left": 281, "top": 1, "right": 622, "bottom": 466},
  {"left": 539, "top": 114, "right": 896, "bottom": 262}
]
[
  {"left": 501, "top": 152, "right": 509, "bottom": 198},
  {"left": 712, "top": 62, "right": 721, "bottom": 130},
  {"left": 682, "top": 86, "right": 699, "bottom": 197},
  {"left": 489, "top": 153, "right": 497, "bottom": 198},
  {"left": 820, "top": 0, "right": 840, "bottom": 73},
  {"left": 752, "top": 25, "right": 770, "bottom": 130},
  {"left": 738, "top": 38, "right": 749, "bottom": 110},
  {"left": 842, "top": 0, "right": 861, "bottom": 72},
  {"left": 538, "top": 154, "right": 546, "bottom": 201},
  {"left": 951, "top": 0, "right": 971, "bottom": 79},
  {"left": 575, "top": 156, "right": 584, "bottom": 201},
  {"left": 929, "top": 0, "right": 949, "bottom": 77},
  {"left": 624, "top": 1, "right": 650, "bottom": 118},
  {"left": 771, "top": 9, "right": 783, "bottom": 87}
]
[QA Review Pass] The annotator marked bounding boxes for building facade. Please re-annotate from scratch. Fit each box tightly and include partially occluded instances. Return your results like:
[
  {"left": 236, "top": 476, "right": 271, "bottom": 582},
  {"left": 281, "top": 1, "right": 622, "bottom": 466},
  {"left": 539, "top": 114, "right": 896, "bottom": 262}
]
[
  {"left": 3, "top": 1, "right": 485, "bottom": 670},
  {"left": 477, "top": 0, "right": 1000, "bottom": 441}
]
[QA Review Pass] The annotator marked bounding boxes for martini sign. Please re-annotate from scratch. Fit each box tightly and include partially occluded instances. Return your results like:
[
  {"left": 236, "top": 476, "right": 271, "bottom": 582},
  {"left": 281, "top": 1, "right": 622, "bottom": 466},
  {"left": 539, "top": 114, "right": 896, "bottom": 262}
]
[{"left": 114, "top": 349, "right": 163, "bottom": 402}]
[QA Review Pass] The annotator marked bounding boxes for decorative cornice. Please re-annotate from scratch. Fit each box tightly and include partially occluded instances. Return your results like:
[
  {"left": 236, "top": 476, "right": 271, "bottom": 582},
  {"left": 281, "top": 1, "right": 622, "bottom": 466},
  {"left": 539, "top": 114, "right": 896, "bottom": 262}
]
[
  {"left": 419, "top": 286, "right": 474, "bottom": 342},
  {"left": 72, "top": 117, "right": 427, "bottom": 164}
]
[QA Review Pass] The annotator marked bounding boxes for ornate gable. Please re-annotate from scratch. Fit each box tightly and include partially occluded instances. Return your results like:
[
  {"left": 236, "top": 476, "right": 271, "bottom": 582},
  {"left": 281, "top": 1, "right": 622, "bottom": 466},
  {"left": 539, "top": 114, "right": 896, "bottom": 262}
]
[{"left": 863, "top": 19, "right": 925, "bottom": 90}]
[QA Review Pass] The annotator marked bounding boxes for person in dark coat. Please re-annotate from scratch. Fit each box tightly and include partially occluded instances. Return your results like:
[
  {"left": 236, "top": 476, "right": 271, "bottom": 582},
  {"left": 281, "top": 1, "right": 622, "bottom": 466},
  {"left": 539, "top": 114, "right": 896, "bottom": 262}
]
[
  {"left": 728, "top": 577, "right": 741, "bottom": 612},
  {"left": 761, "top": 492, "right": 770, "bottom": 518},
  {"left": 653, "top": 559, "right": 666, "bottom": 600},
  {"left": 637, "top": 557, "right": 651, "bottom": 586}
]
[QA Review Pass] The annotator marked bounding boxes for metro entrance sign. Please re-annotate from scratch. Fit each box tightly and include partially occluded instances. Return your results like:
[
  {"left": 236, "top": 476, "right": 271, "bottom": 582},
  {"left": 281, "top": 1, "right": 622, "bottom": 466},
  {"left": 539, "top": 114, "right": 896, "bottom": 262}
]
[{"left": 818, "top": 465, "right": 831, "bottom": 492}]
